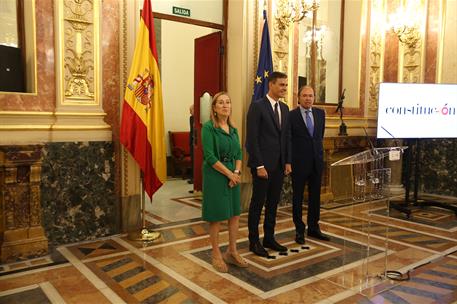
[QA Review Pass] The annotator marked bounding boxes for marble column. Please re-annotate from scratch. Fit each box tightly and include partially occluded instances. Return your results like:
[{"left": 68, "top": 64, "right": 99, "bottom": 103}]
[{"left": 0, "top": 145, "right": 48, "bottom": 262}]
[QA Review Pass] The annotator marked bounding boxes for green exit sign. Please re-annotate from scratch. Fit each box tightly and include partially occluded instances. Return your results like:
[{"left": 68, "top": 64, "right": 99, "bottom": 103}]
[{"left": 172, "top": 6, "right": 190, "bottom": 17}]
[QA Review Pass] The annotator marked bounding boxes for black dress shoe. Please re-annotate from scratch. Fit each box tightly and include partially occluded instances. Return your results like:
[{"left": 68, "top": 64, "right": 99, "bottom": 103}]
[
  {"left": 249, "top": 242, "right": 269, "bottom": 257},
  {"left": 263, "top": 239, "right": 287, "bottom": 252},
  {"left": 295, "top": 234, "right": 305, "bottom": 245},
  {"left": 307, "top": 230, "right": 330, "bottom": 241}
]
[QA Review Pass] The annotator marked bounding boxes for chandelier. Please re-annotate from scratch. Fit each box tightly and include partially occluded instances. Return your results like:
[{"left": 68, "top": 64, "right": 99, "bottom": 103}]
[
  {"left": 275, "top": 0, "right": 320, "bottom": 36},
  {"left": 388, "top": 2, "right": 422, "bottom": 49}
]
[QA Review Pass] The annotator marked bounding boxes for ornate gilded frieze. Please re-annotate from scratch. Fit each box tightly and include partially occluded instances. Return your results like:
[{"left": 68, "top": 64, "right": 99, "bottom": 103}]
[
  {"left": 55, "top": 0, "right": 100, "bottom": 105},
  {"left": 368, "top": 0, "right": 385, "bottom": 113},
  {"left": 401, "top": 43, "right": 423, "bottom": 83},
  {"left": 369, "top": 34, "right": 383, "bottom": 112},
  {"left": 273, "top": 14, "right": 289, "bottom": 73},
  {"left": 397, "top": 2, "right": 426, "bottom": 84}
]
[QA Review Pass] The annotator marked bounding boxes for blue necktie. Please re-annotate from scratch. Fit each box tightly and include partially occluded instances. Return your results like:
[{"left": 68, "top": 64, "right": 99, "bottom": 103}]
[{"left": 306, "top": 110, "right": 314, "bottom": 136}]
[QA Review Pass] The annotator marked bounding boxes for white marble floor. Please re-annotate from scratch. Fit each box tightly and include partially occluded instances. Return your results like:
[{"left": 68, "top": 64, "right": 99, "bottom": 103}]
[{"left": 144, "top": 178, "right": 201, "bottom": 223}]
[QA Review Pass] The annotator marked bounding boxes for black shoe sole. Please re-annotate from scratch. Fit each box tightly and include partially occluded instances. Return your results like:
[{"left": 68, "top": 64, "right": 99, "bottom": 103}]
[
  {"left": 307, "top": 234, "right": 330, "bottom": 241},
  {"left": 263, "top": 245, "right": 287, "bottom": 252},
  {"left": 250, "top": 250, "right": 269, "bottom": 257}
]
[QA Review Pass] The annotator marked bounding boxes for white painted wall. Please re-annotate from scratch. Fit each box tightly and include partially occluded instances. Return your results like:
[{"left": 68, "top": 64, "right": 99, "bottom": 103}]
[
  {"left": 160, "top": 20, "right": 217, "bottom": 155},
  {"left": 342, "top": 0, "right": 364, "bottom": 108},
  {"left": 140, "top": 0, "right": 223, "bottom": 25}
]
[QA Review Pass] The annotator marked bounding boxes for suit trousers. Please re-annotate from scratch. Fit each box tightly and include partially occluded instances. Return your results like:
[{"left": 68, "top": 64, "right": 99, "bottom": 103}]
[
  {"left": 248, "top": 164, "right": 284, "bottom": 243},
  {"left": 291, "top": 169, "right": 322, "bottom": 235}
]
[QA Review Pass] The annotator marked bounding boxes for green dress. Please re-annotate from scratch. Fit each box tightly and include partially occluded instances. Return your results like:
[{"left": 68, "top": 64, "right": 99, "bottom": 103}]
[{"left": 201, "top": 121, "right": 242, "bottom": 222}]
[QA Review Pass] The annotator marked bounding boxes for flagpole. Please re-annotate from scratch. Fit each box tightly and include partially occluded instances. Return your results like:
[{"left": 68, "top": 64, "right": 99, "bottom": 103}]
[{"left": 128, "top": 173, "right": 161, "bottom": 242}]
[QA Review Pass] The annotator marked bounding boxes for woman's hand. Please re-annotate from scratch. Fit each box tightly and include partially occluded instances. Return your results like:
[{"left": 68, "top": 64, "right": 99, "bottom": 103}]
[{"left": 228, "top": 172, "right": 241, "bottom": 187}]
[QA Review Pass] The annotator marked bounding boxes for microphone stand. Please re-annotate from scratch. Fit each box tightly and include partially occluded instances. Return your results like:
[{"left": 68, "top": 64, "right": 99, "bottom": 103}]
[{"left": 336, "top": 89, "right": 347, "bottom": 136}]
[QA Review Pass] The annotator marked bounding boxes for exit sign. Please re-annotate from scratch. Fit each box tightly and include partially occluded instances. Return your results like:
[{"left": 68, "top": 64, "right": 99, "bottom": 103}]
[{"left": 172, "top": 6, "right": 190, "bottom": 17}]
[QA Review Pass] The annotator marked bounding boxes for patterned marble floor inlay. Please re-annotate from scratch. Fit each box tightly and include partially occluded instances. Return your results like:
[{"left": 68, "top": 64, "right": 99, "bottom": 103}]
[
  {"left": 188, "top": 229, "right": 383, "bottom": 293},
  {"left": 371, "top": 206, "right": 457, "bottom": 230},
  {"left": 171, "top": 195, "right": 203, "bottom": 208},
  {"left": 86, "top": 253, "right": 206, "bottom": 303},
  {"left": 321, "top": 212, "right": 457, "bottom": 251},
  {"left": 0, "top": 251, "right": 68, "bottom": 276},
  {"left": 0, "top": 287, "right": 51, "bottom": 304},
  {"left": 343, "top": 257, "right": 457, "bottom": 304},
  {"left": 1, "top": 194, "right": 456, "bottom": 303},
  {"left": 67, "top": 239, "right": 128, "bottom": 260}
]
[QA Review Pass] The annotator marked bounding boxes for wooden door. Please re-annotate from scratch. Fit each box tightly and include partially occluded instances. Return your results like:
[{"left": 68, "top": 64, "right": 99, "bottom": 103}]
[{"left": 193, "top": 31, "right": 223, "bottom": 191}]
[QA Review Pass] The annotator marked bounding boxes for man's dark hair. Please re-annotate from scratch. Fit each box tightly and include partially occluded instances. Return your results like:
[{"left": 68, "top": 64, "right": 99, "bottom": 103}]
[{"left": 268, "top": 71, "right": 287, "bottom": 84}]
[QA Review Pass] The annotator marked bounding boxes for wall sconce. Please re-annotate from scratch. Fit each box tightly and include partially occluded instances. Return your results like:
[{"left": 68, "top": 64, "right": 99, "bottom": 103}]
[
  {"left": 388, "top": 2, "right": 422, "bottom": 49},
  {"left": 275, "top": 0, "right": 319, "bottom": 36}
]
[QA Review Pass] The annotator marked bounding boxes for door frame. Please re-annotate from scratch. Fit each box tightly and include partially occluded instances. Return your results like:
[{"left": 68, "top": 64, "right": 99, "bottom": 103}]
[{"left": 152, "top": 1, "right": 228, "bottom": 90}]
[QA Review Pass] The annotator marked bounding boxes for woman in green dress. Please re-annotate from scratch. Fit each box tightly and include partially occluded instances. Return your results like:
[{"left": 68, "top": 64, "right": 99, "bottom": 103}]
[{"left": 202, "top": 92, "right": 248, "bottom": 273}]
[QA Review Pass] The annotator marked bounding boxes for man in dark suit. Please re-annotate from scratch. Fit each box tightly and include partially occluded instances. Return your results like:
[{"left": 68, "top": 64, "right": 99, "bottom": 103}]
[
  {"left": 246, "top": 71, "right": 292, "bottom": 257},
  {"left": 290, "top": 86, "right": 330, "bottom": 244}
]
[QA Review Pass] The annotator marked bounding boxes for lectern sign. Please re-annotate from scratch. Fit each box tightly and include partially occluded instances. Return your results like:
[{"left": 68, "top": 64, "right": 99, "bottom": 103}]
[{"left": 377, "top": 83, "right": 457, "bottom": 139}]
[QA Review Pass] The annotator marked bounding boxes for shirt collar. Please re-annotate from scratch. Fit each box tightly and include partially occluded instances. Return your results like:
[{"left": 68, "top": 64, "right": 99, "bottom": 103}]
[
  {"left": 299, "top": 105, "right": 312, "bottom": 113},
  {"left": 266, "top": 94, "right": 279, "bottom": 107}
]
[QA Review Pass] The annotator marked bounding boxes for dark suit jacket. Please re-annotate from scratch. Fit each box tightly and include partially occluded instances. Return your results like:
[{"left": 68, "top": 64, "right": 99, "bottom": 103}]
[
  {"left": 290, "top": 107, "right": 325, "bottom": 174},
  {"left": 246, "top": 97, "right": 291, "bottom": 171}
]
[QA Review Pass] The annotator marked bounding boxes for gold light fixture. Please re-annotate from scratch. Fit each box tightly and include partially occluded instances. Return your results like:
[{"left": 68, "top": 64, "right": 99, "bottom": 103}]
[
  {"left": 388, "top": 1, "right": 422, "bottom": 49},
  {"left": 275, "top": 0, "right": 319, "bottom": 36}
]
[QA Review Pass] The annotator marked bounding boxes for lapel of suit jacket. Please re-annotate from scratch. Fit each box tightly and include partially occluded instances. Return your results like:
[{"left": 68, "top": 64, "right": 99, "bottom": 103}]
[{"left": 264, "top": 97, "right": 281, "bottom": 132}]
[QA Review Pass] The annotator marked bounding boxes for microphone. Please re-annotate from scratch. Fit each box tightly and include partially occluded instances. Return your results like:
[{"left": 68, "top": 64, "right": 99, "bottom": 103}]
[
  {"left": 363, "top": 127, "right": 378, "bottom": 155},
  {"left": 380, "top": 126, "right": 402, "bottom": 152}
]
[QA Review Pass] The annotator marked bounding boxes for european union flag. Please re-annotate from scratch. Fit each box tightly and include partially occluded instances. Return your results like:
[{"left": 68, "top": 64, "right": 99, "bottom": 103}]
[{"left": 252, "top": 10, "right": 273, "bottom": 102}]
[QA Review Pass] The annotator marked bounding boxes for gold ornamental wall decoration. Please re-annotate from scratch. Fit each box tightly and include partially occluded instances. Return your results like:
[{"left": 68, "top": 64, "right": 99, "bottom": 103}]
[
  {"left": 273, "top": 14, "right": 290, "bottom": 74},
  {"left": 55, "top": 0, "right": 100, "bottom": 105},
  {"left": 368, "top": 0, "right": 386, "bottom": 113},
  {"left": 388, "top": 0, "right": 426, "bottom": 84},
  {"left": 369, "top": 35, "right": 382, "bottom": 112}
]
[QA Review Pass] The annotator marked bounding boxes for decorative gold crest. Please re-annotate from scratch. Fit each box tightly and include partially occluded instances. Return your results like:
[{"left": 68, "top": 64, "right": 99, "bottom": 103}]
[{"left": 127, "top": 69, "right": 154, "bottom": 110}]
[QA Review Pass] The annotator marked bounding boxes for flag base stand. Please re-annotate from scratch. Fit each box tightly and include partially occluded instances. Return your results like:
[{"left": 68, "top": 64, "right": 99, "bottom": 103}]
[
  {"left": 128, "top": 228, "right": 160, "bottom": 242},
  {"left": 127, "top": 174, "right": 161, "bottom": 242}
]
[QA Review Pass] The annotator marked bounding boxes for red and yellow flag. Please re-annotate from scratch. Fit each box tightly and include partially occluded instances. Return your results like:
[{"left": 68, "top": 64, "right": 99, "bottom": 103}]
[{"left": 120, "top": 0, "right": 166, "bottom": 198}]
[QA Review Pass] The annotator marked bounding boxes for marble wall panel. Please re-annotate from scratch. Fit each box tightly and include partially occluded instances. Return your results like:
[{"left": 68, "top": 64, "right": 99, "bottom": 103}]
[
  {"left": 424, "top": 0, "right": 439, "bottom": 83},
  {"left": 101, "top": 0, "right": 121, "bottom": 200},
  {"left": 0, "top": 0, "right": 121, "bottom": 121},
  {"left": 419, "top": 139, "right": 457, "bottom": 197},
  {"left": 0, "top": 0, "right": 55, "bottom": 111},
  {"left": 40, "top": 142, "right": 119, "bottom": 246},
  {"left": 383, "top": 0, "right": 399, "bottom": 83},
  {"left": 102, "top": 0, "right": 120, "bottom": 130}
]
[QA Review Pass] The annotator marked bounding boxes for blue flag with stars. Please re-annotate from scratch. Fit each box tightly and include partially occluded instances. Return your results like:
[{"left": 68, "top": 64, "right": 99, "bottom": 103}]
[{"left": 252, "top": 10, "right": 273, "bottom": 102}]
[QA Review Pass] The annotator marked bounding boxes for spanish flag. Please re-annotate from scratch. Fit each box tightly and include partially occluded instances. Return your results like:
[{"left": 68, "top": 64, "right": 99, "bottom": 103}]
[{"left": 120, "top": 0, "right": 166, "bottom": 198}]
